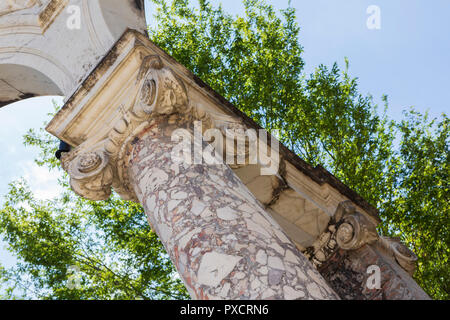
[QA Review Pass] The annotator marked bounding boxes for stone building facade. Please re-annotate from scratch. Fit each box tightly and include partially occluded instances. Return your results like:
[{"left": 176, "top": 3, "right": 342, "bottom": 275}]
[{"left": 0, "top": 0, "right": 430, "bottom": 299}]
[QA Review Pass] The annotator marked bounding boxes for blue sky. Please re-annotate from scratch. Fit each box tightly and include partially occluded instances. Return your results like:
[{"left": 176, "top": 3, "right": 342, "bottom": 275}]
[{"left": 1, "top": 0, "right": 449, "bottom": 285}]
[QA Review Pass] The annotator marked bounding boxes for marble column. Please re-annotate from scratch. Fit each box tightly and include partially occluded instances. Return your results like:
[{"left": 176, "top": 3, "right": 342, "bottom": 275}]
[{"left": 122, "top": 116, "right": 339, "bottom": 300}]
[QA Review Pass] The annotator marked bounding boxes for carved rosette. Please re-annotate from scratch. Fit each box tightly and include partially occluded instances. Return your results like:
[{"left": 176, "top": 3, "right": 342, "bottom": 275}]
[{"left": 219, "top": 121, "right": 255, "bottom": 169}]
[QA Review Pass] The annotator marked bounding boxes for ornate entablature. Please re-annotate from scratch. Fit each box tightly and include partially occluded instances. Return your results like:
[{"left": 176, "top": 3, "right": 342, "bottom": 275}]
[
  {"left": 45, "top": 29, "right": 429, "bottom": 300},
  {"left": 47, "top": 30, "right": 381, "bottom": 254}
]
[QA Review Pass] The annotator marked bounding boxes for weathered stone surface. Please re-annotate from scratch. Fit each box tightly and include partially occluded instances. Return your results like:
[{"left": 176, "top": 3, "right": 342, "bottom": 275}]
[
  {"left": 268, "top": 269, "right": 284, "bottom": 286},
  {"left": 197, "top": 252, "right": 243, "bottom": 287},
  {"left": 217, "top": 206, "right": 239, "bottom": 221},
  {"left": 0, "top": 0, "right": 37, "bottom": 16},
  {"left": 283, "top": 286, "right": 305, "bottom": 299},
  {"left": 318, "top": 246, "right": 430, "bottom": 300},
  {"left": 256, "top": 250, "right": 268, "bottom": 265}
]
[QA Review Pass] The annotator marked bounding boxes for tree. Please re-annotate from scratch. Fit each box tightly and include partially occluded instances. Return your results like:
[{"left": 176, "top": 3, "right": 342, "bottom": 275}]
[
  {"left": 380, "top": 110, "right": 449, "bottom": 299},
  {"left": 0, "top": 0, "right": 448, "bottom": 299},
  {"left": 0, "top": 120, "right": 188, "bottom": 299}
]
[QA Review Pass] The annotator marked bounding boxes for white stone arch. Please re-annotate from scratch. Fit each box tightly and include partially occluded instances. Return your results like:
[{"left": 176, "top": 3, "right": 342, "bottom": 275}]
[
  {"left": 0, "top": 0, "right": 147, "bottom": 107},
  {"left": 0, "top": 50, "right": 73, "bottom": 106}
]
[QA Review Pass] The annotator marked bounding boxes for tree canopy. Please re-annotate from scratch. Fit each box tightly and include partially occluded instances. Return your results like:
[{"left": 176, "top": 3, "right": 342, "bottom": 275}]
[{"left": 1, "top": 0, "right": 448, "bottom": 299}]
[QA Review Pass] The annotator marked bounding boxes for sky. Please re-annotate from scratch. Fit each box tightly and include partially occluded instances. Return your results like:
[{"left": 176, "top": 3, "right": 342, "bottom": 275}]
[
  {"left": 0, "top": 0, "right": 449, "bottom": 289},
  {"left": 194, "top": 0, "right": 450, "bottom": 121}
]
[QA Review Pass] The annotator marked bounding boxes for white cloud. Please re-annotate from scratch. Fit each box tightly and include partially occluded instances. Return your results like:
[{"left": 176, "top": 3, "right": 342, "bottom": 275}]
[{"left": 20, "top": 161, "right": 63, "bottom": 200}]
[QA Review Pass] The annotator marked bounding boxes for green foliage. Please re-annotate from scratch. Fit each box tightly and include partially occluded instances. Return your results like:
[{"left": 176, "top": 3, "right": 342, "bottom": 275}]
[
  {"left": 0, "top": 106, "right": 187, "bottom": 300},
  {"left": 380, "top": 110, "right": 449, "bottom": 299},
  {"left": 0, "top": 176, "right": 187, "bottom": 299},
  {"left": 0, "top": 0, "right": 448, "bottom": 299}
]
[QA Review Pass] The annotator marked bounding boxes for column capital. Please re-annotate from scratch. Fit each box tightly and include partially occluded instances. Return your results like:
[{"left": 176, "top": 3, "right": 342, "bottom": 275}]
[
  {"left": 305, "top": 200, "right": 417, "bottom": 277},
  {"left": 47, "top": 30, "right": 248, "bottom": 201},
  {"left": 304, "top": 201, "right": 379, "bottom": 267},
  {"left": 304, "top": 202, "right": 427, "bottom": 299}
]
